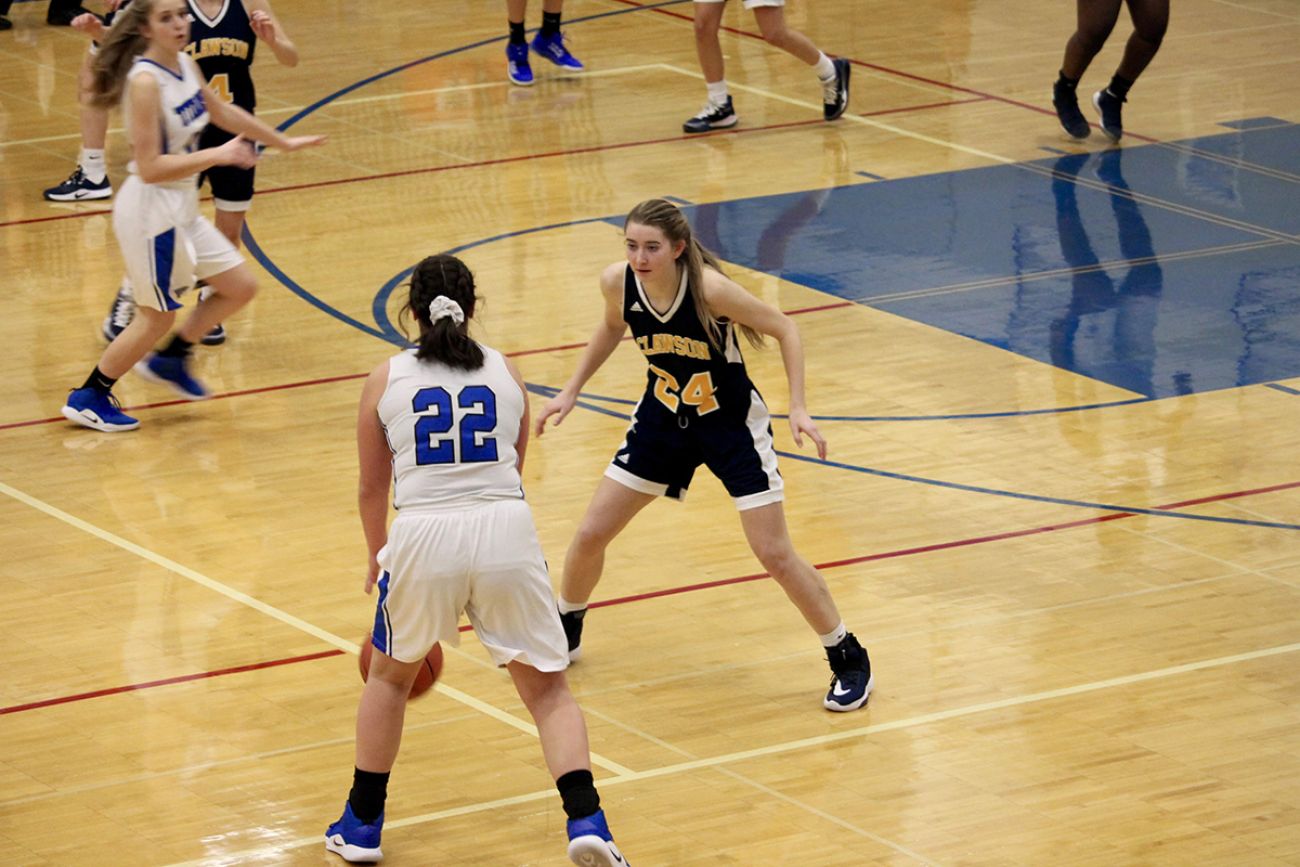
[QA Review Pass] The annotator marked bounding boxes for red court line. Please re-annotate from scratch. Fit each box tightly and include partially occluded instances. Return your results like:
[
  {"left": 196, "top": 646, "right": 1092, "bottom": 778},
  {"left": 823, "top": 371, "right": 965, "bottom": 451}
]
[
  {"left": 8, "top": 478, "right": 1294, "bottom": 713},
  {"left": 607, "top": 0, "right": 1159, "bottom": 144},
  {"left": 0, "top": 649, "right": 343, "bottom": 715}
]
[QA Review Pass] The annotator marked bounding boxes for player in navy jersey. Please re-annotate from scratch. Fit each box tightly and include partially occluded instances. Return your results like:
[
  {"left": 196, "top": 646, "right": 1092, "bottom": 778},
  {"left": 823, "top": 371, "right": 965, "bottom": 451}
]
[
  {"left": 61, "top": 0, "right": 321, "bottom": 432},
  {"left": 535, "top": 198, "right": 873, "bottom": 712},
  {"left": 325, "top": 255, "right": 629, "bottom": 866}
]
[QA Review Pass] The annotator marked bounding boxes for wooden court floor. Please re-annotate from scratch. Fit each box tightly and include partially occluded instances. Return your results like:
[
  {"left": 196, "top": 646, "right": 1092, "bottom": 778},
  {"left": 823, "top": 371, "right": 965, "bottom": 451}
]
[{"left": 2, "top": 0, "right": 1299, "bottom": 864}]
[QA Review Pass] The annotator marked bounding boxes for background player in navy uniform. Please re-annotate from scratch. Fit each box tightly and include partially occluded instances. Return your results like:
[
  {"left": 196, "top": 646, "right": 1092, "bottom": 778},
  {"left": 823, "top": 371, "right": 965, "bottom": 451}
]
[
  {"left": 1050, "top": 0, "right": 1169, "bottom": 141},
  {"left": 326, "top": 255, "right": 629, "bottom": 866},
  {"left": 61, "top": 0, "right": 321, "bottom": 432},
  {"left": 535, "top": 198, "right": 873, "bottom": 712}
]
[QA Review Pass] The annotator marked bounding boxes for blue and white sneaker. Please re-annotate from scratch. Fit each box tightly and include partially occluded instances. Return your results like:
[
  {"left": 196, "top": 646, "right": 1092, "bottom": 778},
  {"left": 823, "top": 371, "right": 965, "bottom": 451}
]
[
  {"left": 567, "top": 809, "right": 629, "bottom": 866},
  {"left": 62, "top": 388, "right": 139, "bottom": 432},
  {"left": 101, "top": 284, "right": 136, "bottom": 342},
  {"left": 325, "top": 802, "right": 383, "bottom": 863},
  {"left": 134, "top": 353, "right": 210, "bottom": 400},
  {"left": 823, "top": 632, "right": 873, "bottom": 712},
  {"left": 44, "top": 166, "right": 112, "bottom": 202},
  {"left": 531, "top": 31, "right": 584, "bottom": 70},
  {"left": 507, "top": 41, "right": 534, "bottom": 85}
]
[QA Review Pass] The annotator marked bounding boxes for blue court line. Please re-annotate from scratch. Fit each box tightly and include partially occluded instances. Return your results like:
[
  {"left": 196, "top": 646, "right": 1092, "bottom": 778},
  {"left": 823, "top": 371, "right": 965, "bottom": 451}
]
[
  {"left": 243, "top": 0, "right": 691, "bottom": 339},
  {"left": 1218, "top": 117, "right": 1293, "bottom": 131},
  {"left": 531, "top": 384, "right": 1299, "bottom": 530},
  {"left": 1265, "top": 383, "right": 1300, "bottom": 396}
]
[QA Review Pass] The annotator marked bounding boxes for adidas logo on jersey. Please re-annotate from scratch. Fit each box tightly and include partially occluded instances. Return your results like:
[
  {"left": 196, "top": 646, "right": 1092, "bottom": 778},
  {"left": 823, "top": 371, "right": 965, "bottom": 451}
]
[{"left": 630, "top": 301, "right": 644, "bottom": 312}]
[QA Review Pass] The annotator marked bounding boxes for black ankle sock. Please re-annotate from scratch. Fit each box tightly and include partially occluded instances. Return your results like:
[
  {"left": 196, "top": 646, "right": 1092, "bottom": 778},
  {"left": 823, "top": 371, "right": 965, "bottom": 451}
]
[
  {"left": 82, "top": 366, "right": 116, "bottom": 393},
  {"left": 556, "top": 769, "right": 600, "bottom": 820},
  {"left": 1055, "top": 71, "right": 1079, "bottom": 90},
  {"left": 540, "top": 10, "right": 561, "bottom": 36},
  {"left": 1107, "top": 74, "right": 1133, "bottom": 100},
  {"left": 158, "top": 335, "right": 193, "bottom": 359},
  {"left": 508, "top": 20, "right": 526, "bottom": 44},
  {"left": 348, "top": 768, "right": 390, "bottom": 825}
]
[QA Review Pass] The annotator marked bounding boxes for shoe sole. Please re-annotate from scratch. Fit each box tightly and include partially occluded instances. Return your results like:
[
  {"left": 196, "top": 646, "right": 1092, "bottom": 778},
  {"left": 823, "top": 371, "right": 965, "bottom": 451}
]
[
  {"left": 61, "top": 405, "right": 139, "bottom": 432},
  {"left": 133, "top": 360, "right": 211, "bottom": 401},
  {"left": 683, "top": 116, "right": 739, "bottom": 134},
  {"left": 823, "top": 671, "right": 874, "bottom": 712},
  {"left": 200, "top": 331, "right": 227, "bottom": 346},
  {"left": 44, "top": 190, "right": 112, "bottom": 202},
  {"left": 567, "top": 835, "right": 627, "bottom": 866},
  {"left": 1091, "top": 91, "right": 1122, "bottom": 142},
  {"left": 324, "top": 835, "right": 382, "bottom": 863}
]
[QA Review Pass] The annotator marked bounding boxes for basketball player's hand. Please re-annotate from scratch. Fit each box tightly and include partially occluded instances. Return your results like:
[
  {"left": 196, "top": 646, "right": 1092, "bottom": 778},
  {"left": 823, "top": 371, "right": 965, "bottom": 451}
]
[
  {"left": 249, "top": 9, "right": 280, "bottom": 44},
  {"left": 788, "top": 409, "right": 828, "bottom": 459},
  {"left": 71, "top": 12, "right": 105, "bottom": 37},
  {"left": 534, "top": 392, "right": 575, "bottom": 437},
  {"left": 214, "top": 135, "right": 260, "bottom": 169},
  {"left": 365, "top": 557, "right": 380, "bottom": 595},
  {"left": 279, "top": 135, "right": 328, "bottom": 152}
]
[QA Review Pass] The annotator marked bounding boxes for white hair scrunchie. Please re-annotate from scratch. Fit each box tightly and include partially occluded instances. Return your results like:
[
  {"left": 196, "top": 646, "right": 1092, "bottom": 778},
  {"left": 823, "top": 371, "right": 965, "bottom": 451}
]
[{"left": 428, "top": 295, "right": 465, "bottom": 325}]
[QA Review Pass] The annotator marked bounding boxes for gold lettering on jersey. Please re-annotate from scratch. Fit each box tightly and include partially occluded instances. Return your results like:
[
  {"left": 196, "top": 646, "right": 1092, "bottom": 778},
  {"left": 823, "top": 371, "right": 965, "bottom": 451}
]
[
  {"left": 636, "top": 333, "right": 710, "bottom": 360},
  {"left": 186, "top": 38, "right": 251, "bottom": 62}
]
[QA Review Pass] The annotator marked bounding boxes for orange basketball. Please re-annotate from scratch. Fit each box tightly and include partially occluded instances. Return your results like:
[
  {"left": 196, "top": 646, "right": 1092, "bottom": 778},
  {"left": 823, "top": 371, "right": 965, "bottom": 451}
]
[{"left": 358, "top": 632, "right": 443, "bottom": 699}]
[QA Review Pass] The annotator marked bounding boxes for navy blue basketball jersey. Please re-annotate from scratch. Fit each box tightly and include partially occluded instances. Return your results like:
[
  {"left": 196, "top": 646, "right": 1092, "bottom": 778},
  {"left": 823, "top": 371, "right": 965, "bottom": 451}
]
[
  {"left": 185, "top": 0, "right": 257, "bottom": 112},
  {"left": 622, "top": 264, "right": 755, "bottom": 419}
]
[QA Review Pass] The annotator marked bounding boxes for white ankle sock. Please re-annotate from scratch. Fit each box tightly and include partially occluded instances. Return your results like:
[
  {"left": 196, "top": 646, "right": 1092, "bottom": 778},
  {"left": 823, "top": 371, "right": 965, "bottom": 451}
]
[
  {"left": 813, "top": 53, "right": 835, "bottom": 82},
  {"left": 558, "top": 597, "right": 588, "bottom": 614},
  {"left": 80, "top": 148, "right": 107, "bottom": 182},
  {"left": 706, "top": 80, "right": 729, "bottom": 107},
  {"left": 818, "top": 621, "right": 848, "bottom": 648}
]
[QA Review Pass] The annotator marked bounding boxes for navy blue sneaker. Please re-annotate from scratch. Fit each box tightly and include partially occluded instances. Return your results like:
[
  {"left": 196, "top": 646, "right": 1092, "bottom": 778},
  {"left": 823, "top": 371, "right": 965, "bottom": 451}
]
[
  {"left": 507, "top": 41, "right": 534, "bottom": 85},
  {"left": 822, "top": 58, "right": 851, "bottom": 121},
  {"left": 101, "top": 284, "right": 136, "bottom": 342},
  {"left": 44, "top": 166, "right": 112, "bottom": 201},
  {"left": 531, "top": 31, "right": 583, "bottom": 70},
  {"left": 823, "top": 632, "right": 873, "bottom": 712},
  {"left": 325, "top": 802, "right": 383, "bottom": 863},
  {"left": 1092, "top": 88, "right": 1124, "bottom": 142},
  {"left": 135, "top": 353, "right": 210, "bottom": 400},
  {"left": 1052, "top": 81, "right": 1091, "bottom": 140},
  {"left": 559, "top": 606, "right": 586, "bottom": 662},
  {"left": 62, "top": 388, "right": 139, "bottom": 432},
  {"left": 683, "top": 97, "right": 738, "bottom": 134},
  {"left": 567, "top": 809, "right": 628, "bottom": 866}
]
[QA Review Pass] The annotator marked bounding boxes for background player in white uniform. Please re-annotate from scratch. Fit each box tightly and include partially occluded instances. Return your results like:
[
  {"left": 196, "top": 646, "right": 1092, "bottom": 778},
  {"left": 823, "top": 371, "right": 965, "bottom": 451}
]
[
  {"left": 325, "top": 254, "right": 629, "bottom": 867},
  {"left": 60, "top": 0, "right": 322, "bottom": 433},
  {"left": 682, "top": 0, "right": 851, "bottom": 133},
  {"left": 535, "top": 198, "right": 873, "bottom": 712}
]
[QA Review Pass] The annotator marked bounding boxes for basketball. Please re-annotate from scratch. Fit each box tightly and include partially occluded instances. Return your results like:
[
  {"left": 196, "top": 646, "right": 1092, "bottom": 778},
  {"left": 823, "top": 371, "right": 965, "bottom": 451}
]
[{"left": 358, "top": 632, "right": 443, "bottom": 699}]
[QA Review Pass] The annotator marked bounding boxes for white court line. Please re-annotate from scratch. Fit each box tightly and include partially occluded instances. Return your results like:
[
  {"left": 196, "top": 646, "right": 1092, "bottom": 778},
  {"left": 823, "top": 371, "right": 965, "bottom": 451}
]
[
  {"left": 0, "top": 63, "right": 674, "bottom": 149},
  {"left": 163, "top": 637, "right": 1300, "bottom": 866},
  {"left": 659, "top": 63, "right": 1017, "bottom": 166},
  {"left": 0, "top": 480, "right": 633, "bottom": 778}
]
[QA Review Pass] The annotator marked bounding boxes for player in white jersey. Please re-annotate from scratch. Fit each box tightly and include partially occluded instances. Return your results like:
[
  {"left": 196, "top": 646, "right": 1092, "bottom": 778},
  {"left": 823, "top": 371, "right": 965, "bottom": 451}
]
[
  {"left": 60, "top": 0, "right": 322, "bottom": 433},
  {"left": 325, "top": 255, "right": 630, "bottom": 866}
]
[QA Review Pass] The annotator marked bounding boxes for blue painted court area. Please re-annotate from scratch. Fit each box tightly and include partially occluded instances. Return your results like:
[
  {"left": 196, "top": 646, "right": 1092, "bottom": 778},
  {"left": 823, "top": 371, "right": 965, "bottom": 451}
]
[{"left": 662, "top": 125, "right": 1300, "bottom": 398}]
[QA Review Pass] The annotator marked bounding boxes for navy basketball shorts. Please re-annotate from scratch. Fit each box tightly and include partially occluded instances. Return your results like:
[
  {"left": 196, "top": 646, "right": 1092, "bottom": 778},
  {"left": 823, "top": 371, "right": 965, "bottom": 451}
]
[
  {"left": 197, "top": 125, "right": 256, "bottom": 212},
  {"left": 604, "top": 388, "right": 784, "bottom": 510}
]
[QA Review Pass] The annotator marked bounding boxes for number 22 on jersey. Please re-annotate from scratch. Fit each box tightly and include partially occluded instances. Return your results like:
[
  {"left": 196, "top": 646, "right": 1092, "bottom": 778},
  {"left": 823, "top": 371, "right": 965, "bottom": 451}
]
[{"left": 412, "top": 385, "right": 499, "bottom": 465}]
